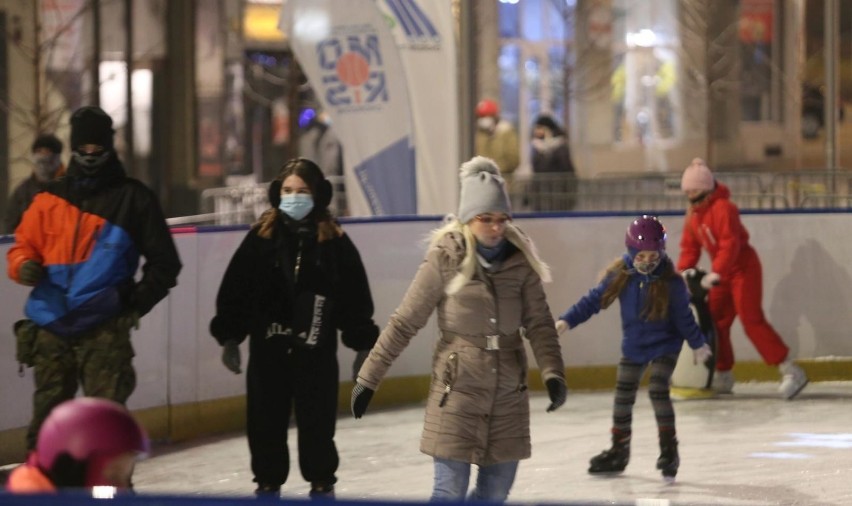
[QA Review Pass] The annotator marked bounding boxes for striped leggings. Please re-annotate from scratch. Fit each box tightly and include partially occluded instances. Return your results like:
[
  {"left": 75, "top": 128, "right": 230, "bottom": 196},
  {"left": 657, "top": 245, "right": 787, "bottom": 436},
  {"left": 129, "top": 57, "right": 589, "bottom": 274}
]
[{"left": 610, "top": 353, "right": 678, "bottom": 441}]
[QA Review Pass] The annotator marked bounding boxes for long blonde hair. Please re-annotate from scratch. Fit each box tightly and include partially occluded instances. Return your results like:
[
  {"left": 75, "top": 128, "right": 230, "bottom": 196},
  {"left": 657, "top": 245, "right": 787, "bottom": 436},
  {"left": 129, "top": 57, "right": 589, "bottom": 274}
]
[
  {"left": 599, "top": 257, "right": 676, "bottom": 321},
  {"left": 428, "top": 216, "right": 551, "bottom": 295}
]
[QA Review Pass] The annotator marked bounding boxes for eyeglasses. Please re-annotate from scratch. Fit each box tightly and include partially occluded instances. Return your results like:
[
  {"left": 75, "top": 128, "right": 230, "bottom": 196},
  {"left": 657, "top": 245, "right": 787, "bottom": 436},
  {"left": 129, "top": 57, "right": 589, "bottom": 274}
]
[{"left": 474, "top": 215, "right": 511, "bottom": 226}]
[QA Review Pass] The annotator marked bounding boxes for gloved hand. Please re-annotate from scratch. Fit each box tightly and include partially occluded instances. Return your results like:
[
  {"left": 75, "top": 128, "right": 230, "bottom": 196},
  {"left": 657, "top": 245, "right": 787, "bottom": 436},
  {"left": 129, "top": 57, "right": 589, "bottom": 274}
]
[
  {"left": 221, "top": 340, "right": 241, "bottom": 374},
  {"left": 701, "top": 272, "right": 721, "bottom": 289},
  {"left": 18, "top": 261, "right": 45, "bottom": 286},
  {"left": 693, "top": 343, "right": 713, "bottom": 365},
  {"left": 680, "top": 268, "right": 697, "bottom": 280},
  {"left": 545, "top": 378, "right": 567, "bottom": 412},
  {"left": 352, "top": 350, "right": 370, "bottom": 382},
  {"left": 351, "top": 382, "right": 375, "bottom": 419},
  {"left": 117, "top": 311, "right": 140, "bottom": 331},
  {"left": 555, "top": 319, "right": 568, "bottom": 335}
]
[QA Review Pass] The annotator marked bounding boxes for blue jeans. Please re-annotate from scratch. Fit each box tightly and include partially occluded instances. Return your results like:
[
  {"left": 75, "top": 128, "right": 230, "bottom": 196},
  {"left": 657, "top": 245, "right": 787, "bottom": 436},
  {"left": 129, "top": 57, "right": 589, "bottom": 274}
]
[{"left": 430, "top": 457, "right": 518, "bottom": 502}]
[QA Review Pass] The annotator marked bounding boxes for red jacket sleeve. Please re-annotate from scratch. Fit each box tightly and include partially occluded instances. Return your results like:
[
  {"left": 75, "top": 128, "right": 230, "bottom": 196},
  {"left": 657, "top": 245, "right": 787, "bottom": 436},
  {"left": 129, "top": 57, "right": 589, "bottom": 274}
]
[
  {"left": 676, "top": 214, "right": 701, "bottom": 272},
  {"left": 708, "top": 200, "right": 743, "bottom": 276}
]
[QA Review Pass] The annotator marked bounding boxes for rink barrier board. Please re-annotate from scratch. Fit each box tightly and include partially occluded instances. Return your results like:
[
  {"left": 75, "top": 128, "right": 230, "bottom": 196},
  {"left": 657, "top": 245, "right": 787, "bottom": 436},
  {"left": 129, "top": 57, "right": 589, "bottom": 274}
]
[{"left": 2, "top": 211, "right": 852, "bottom": 466}]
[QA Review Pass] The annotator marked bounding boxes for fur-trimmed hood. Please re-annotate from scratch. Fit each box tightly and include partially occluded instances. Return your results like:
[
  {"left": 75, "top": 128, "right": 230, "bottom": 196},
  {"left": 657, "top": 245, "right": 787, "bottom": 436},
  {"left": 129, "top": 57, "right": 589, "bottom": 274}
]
[{"left": 427, "top": 216, "right": 551, "bottom": 295}]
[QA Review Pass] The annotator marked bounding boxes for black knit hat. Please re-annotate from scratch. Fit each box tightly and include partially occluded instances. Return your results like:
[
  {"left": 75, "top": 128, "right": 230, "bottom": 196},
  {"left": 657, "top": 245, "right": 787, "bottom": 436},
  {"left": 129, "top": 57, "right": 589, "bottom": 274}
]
[
  {"left": 70, "top": 106, "right": 114, "bottom": 151},
  {"left": 268, "top": 158, "right": 332, "bottom": 211},
  {"left": 31, "top": 134, "right": 63, "bottom": 154},
  {"left": 533, "top": 114, "right": 564, "bottom": 136}
]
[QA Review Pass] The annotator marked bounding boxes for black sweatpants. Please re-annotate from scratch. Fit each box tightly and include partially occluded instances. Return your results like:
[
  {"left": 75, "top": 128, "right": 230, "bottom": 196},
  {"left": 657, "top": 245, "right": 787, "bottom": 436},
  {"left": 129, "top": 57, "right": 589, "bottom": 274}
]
[{"left": 246, "top": 336, "right": 340, "bottom": 488}]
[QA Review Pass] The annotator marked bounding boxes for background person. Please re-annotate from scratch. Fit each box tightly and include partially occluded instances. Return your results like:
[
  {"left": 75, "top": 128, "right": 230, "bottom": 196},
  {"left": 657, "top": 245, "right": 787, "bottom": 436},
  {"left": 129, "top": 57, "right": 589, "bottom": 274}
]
[
  {"left": 5, "top": 397, "right": 148, "bottom": 493},
  {"left": 556, "top": 215, "right": 711, "bottom": 482},
  {"left": 4, "top": 133, "right": 65, "bottom": 234},
  {"left": 210, "top": 157, "right": 379, "bottom": 498},
  {"left": 530, "top": 114, "right": 577, "bottom": 211},
  {"left": 6, "top": 106, "right": 182, "bottom": 451},
  {"left": 351, "top": 156, "right": 567, "bottom": 503},
  {"left": 474, "top": 99, "right": 520, "bottom": 191},
  {"left": 677, "top": 158, "right": 808, "bottom": 399}
]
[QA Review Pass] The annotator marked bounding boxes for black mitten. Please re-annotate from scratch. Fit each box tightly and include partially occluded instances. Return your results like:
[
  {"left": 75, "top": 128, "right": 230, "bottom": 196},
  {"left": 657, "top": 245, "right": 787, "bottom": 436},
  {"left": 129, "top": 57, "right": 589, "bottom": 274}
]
[
  {"left": 351, "top": 382, "right": 375, "bottom": 419},
  {"left": 19, "top": 261, "right": 45, "bottom": 286},
  {"left": 545, "top": 378, "right": 567, "bottom": 412}
]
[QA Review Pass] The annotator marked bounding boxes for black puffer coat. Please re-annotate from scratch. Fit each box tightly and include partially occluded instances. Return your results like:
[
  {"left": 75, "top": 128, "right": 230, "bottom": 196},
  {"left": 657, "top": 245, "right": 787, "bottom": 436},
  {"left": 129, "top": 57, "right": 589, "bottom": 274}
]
[{"left": 210, "top": 213, "right": 379, "bottom": 352}]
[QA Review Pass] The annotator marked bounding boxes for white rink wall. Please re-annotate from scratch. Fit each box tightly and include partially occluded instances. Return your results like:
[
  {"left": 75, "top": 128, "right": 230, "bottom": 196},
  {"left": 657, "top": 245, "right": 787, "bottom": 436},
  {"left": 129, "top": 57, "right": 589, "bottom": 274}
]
[{"left": 2, "top": 212, "right": 852, "bottom": 434}]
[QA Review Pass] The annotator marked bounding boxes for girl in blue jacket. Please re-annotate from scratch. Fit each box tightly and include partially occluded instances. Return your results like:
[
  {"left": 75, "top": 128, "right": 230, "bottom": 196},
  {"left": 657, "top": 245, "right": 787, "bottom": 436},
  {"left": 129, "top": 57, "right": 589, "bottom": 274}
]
[{"left": 556, "top": 215, "right": 711, "bottom": 482}]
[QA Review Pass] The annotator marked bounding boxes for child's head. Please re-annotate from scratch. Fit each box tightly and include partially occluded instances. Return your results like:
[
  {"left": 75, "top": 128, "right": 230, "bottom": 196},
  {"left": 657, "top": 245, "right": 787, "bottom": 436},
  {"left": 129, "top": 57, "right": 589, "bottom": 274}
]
[
  {"left": 625, "top": 215, "right": 666, "bottom": 275},
  {"left": 35, "top": 397, "right": 148, "bottom": 489},
  {"left": 681, "top": 158, "right": 715, "bottom": 204}
]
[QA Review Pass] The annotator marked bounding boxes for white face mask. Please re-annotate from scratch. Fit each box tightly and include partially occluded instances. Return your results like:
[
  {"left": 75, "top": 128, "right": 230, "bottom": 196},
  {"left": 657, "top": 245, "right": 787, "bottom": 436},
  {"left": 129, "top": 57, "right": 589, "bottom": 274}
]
[
  {"left": 634, "top": 259, "right": 660, "bottom": 275},
  {"left": 32, "top": 153, "right": 61, "bottom": 181},
  {"left": 477, "top": 117, "right": 496, "bottom": 131}
]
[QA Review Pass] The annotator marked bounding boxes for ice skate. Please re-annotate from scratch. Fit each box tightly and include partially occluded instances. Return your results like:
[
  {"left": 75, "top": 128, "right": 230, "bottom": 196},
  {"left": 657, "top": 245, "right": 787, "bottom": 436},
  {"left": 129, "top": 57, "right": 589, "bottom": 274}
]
[
  {"left": 778, "top": 360, "right": 808, "bottom": 400},
  {"left": 309, "top": 482, "right": 335, "bottom": 500},
  {"left": 656, "top": 434, "right": 679, "bottom": 483},
  {"left": 711, "top": 369, "right": 734, "bottom": 394},
  {"left": 588, "top": 437, "right": 630, "bottom": 475},
  {"left": 254, "top": 483, "right": 281, "bottom": 497}
]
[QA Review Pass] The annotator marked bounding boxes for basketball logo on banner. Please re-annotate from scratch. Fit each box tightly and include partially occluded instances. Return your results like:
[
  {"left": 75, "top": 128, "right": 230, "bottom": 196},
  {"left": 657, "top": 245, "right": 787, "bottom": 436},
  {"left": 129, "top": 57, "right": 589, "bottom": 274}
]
[{"left": 318, "top": 33, "right": 388, "bottom": 110}]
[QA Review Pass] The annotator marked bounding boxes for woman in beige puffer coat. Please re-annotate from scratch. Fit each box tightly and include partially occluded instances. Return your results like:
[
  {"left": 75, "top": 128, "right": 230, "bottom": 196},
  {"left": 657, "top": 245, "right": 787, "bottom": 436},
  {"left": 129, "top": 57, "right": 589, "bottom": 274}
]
[{"left": 351, "top": 157, "right": 567, "bottom": 502}]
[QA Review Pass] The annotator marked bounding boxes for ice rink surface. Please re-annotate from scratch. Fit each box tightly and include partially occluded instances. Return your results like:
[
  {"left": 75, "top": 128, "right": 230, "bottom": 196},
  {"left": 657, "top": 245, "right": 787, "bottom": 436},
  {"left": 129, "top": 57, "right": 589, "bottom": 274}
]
[{"left": 133, "top": 382, "right": 852, "bottom": 505}]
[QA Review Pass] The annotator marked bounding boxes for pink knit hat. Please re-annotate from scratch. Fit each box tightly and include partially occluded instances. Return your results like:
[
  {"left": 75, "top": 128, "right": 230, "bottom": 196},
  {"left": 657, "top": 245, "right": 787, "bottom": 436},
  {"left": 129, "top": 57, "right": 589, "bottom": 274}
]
[{"left": 681, "top": 158, "right": 714, "bottom": 192}]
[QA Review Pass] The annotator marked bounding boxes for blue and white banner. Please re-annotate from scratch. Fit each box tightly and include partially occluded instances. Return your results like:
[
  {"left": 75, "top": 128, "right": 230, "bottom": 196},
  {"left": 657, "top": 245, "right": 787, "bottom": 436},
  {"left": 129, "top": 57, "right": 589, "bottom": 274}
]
[
  {"left": 375, "top": 0, "right": 459, "bottom": 215},
  {"left": 280, "top": 0, "right": 417, "bottom": 216}
]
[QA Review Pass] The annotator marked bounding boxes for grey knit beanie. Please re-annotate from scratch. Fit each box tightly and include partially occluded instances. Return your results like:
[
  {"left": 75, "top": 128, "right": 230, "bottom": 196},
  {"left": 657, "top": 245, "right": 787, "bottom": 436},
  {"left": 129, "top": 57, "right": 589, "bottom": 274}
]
[{"left": 457, "top": 156, "right": 512, "bottom": 223}]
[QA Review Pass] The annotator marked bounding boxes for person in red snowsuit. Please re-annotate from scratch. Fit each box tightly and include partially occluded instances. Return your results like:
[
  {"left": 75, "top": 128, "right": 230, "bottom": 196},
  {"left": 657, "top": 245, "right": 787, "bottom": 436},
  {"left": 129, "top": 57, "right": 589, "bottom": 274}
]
[{"left": 676, "top": 158, "right": 808, "bottom": 399}]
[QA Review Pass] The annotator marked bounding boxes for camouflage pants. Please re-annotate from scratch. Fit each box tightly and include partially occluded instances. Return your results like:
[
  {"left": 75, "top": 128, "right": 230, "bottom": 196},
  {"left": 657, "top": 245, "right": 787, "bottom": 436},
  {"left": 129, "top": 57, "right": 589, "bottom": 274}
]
[{"left": 26, "top": 317, "right": 136, "bottom": 449}]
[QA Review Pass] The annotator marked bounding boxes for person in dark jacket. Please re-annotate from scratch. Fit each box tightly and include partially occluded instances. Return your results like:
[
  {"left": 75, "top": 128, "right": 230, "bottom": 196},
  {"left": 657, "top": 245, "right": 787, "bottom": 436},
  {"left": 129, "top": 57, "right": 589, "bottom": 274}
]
[
  {"left": 529, "top": 114, "right": 576, "bottom": 211},
  {"left": 556, "top": 216, "right": 710, "bottom": 482},
  {"left": 4, "top": 133, "right": 66, "bottom": 234},
  {"left": 210, "top": 157, "right": 379, "bottom": 498},
  {"left": 6, "top": 106, "right": 182, "bottom": 450}
]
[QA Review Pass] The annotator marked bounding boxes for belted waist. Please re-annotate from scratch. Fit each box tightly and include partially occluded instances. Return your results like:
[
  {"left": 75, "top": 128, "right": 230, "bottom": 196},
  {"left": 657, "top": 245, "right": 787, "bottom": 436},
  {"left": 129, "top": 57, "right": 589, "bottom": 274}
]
[{"left": 441, "top": 330, "right": 523, "bottom": 350}]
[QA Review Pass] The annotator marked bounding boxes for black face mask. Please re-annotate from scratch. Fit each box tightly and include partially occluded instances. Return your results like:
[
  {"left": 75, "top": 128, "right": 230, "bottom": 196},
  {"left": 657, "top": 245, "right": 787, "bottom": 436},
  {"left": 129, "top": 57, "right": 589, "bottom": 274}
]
[
  {"left": 688, "top": 191, "right": 711, "bottom": 205},
  {"left": 72, "top": 150, "right": 111, "bottom": 175}
]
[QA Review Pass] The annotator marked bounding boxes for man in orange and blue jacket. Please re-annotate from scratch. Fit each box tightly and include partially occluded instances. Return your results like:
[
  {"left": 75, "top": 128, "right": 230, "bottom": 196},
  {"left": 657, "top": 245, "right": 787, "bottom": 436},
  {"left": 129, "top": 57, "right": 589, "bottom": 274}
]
[{"left": 6, "top": 106, "right": 182, "bottom": 449}]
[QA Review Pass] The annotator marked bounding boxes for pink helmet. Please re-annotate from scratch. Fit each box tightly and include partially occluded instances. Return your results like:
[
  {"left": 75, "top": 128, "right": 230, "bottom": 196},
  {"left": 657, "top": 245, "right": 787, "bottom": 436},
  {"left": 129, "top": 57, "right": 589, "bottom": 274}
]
[
  {"left": 625, "top": 215, "right": 666, "bottom": 252},
  {"left": 36, "top": 398, "right": 149, "bottom": 473}
]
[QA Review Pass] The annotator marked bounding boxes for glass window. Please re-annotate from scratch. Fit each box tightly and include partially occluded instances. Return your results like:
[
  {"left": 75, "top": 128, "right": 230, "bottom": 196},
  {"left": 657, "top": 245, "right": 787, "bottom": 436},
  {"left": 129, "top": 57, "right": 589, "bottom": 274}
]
[
  {"left": 499, "top": 44, "right": 521, "bottom": 124},
  {"left": 612, "top": 0, "right": 680, "bottom": 144},
  {"left": 739, "top": 0, "right": 781, "bottom": 122},
  {"left": 498, "top": 2, "right": 520, "bottom": 39}
]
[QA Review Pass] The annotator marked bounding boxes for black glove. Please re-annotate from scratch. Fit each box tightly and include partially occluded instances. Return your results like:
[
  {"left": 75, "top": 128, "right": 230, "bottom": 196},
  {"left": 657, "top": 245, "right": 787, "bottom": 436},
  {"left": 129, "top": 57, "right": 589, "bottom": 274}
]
[
  {"left": 18, "top": 261, "right": 45, "bottom": 286},
  {"left": 351, "top": 382, "right": 375, "bottom": 419},
  {"left": 221, "top": 340, "right": 242, "bottom": 374},
  {"left": 352, "top": 350, "right": 370, "bottom": 382},
  {"left": 545, "top": 378, "right": 567, "bottom": 412}
]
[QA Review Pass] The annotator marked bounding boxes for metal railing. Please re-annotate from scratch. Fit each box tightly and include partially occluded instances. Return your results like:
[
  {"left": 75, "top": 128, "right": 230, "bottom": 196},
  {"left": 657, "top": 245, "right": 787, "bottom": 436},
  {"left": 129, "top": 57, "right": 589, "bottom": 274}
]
[
  {"left": 197, "top": 175, "right": 347, "bottom": 226},
  {"left": 184, "top": 170, "right": 852, "bottom": 227}
]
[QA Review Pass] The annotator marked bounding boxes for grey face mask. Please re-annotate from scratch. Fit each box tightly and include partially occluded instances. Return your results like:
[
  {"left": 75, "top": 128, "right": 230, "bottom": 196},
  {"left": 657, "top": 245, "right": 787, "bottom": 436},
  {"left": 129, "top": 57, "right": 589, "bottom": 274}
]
[
  {"left": 32, "top": 153, "right": 61, "bottom": 181},
  {"left": 72, "top": 150, "right": 111, "bottom": 175}
]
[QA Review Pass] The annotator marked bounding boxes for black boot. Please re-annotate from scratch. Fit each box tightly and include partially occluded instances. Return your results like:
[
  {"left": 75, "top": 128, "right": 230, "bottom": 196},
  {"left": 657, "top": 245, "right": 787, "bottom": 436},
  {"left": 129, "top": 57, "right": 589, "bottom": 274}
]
[
  {"left": 255, "top": 483, "right": 281, "bottom": 497},
  {"left": 309, "top": 482, "right": 335, "bottom": 500},
  {"left": 588, "top": 434, "right": 631, "bottom": 474},
  {"left": 657, "top": 433, "right": 680, "bottom": 482}
]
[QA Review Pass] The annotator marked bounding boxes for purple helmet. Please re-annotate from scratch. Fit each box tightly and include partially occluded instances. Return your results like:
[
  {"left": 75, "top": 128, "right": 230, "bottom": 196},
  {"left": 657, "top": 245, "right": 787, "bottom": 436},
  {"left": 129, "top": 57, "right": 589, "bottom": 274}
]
[
  {"left": 36, "top": 398, "right": 149, "bottom": 472},
  {"left": 625, "top": 215, "right": 666, "bottom": 252}
]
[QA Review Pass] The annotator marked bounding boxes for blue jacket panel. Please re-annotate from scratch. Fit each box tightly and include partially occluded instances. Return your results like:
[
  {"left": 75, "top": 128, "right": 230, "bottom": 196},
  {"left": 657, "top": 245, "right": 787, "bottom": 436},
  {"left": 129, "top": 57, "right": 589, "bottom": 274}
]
[{"left": 560, "top": 255, "right": 707, "bottom": 363}]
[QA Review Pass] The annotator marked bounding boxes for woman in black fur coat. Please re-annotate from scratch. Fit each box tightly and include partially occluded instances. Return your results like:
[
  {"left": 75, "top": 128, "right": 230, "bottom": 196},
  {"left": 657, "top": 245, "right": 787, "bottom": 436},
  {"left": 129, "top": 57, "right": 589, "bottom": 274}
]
[{"left": 210, "top": 158, "right": 379, "bottom": 498}]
